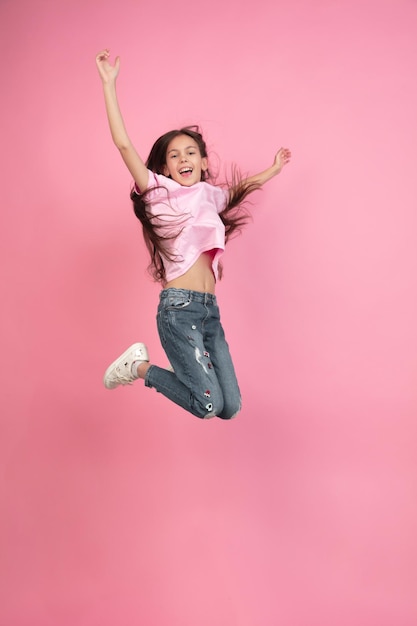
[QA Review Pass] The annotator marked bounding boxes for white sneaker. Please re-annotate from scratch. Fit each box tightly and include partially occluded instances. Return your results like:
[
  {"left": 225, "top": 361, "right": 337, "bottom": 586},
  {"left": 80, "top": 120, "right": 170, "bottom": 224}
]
[{"left": 103, "top": 343, "right": 149, "bottom": 389}]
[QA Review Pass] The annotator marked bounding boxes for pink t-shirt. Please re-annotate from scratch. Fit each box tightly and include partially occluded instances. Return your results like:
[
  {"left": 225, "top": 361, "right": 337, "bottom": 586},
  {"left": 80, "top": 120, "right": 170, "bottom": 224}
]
[{"left": 135, "top": 170, "right": 228, "bottom": 283}]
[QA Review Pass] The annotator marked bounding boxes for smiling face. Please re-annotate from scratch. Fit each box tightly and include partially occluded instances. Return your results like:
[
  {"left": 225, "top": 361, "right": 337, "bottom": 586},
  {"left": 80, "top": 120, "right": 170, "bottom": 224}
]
[{"left": 163, "top": 134, "right": 208, "bottom": 186}]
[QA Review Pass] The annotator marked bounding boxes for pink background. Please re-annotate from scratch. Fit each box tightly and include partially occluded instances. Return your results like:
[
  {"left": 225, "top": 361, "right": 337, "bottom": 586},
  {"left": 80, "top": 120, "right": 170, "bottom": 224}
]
[{"left": 1, "top": 0, "right": 417, "bottom": 624}]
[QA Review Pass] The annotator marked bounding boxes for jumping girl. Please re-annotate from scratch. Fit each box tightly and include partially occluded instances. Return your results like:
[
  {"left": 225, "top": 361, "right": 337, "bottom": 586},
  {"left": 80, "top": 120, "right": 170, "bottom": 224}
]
[{"left": 96, "top": 49, "right": 291, "bottom": 420}]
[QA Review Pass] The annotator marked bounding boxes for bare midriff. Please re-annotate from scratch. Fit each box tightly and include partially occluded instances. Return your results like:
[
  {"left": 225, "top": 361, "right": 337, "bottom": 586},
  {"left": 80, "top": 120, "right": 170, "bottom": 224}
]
[{"left": 164, "top": 250, "right": 217, "bottom": 294}]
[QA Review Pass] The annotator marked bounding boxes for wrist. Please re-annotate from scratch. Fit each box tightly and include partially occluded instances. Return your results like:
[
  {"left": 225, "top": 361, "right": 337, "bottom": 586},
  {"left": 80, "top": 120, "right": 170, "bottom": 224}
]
[{"left": 102, "top": 76, "right": 117, "bottom": 89}]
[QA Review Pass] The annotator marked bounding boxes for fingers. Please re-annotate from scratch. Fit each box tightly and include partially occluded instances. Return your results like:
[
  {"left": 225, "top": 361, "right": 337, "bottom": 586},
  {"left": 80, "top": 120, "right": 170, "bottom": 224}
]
[
  {"left": 96, "top": 48, "right": 110, "bottom": 62},
  {"left": 273, "top": 147, "right": 291, "bottom": 172},
  {"left": 95, "top": 49, "right": 120, "bottom": 80},
  {"left": 278, "top": 147, "right": 291, "bottom": 163}
]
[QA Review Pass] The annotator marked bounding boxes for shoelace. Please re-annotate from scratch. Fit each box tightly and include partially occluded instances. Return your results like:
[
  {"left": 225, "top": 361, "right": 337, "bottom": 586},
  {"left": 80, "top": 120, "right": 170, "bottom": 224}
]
[{"left": 113, "top": 366, "right": 134, "bottom": 385}]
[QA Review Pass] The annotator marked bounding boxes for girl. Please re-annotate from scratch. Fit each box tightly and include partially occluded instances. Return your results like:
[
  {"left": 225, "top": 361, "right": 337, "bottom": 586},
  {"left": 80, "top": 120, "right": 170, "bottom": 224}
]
[{"left": 96, "top": 49, "right": 291, "bottom": 420}]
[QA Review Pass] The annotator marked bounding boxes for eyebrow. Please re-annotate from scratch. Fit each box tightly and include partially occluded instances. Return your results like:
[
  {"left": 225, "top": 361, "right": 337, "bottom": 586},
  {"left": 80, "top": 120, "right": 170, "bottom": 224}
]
[{"left": 167, "top": 145, "right": 197, "bottom": 154}]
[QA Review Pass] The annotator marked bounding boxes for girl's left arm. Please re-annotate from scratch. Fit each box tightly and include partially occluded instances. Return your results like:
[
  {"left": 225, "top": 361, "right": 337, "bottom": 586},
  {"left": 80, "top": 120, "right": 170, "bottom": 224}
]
[{"left": 244, "top": 147, "right": 291, "bottom": 187}]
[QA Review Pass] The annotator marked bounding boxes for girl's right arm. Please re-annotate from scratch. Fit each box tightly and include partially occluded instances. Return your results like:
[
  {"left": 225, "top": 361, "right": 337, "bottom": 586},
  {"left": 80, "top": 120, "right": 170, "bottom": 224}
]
[{"left": 95, "top": 49, "right": 149, "bottom": 191}]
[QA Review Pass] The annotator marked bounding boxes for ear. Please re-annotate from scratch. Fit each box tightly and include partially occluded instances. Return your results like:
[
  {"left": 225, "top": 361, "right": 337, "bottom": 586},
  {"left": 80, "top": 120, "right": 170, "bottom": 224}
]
[
  {"left": 162, "top": 164, "right": 169, "bottom": 176},
  {"left": 201, "top": 157, "right": 208, "bottom": 172}
]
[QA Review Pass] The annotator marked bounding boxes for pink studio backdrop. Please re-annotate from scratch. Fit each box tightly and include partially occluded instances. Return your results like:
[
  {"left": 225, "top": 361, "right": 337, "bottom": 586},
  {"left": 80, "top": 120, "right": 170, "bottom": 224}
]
[{"left": 1, "top": 0, "right": 416, "bottom": 624}]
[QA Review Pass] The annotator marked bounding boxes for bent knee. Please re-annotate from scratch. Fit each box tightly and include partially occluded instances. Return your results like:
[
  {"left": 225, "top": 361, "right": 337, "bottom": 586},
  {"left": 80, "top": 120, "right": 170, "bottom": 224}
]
[
  {"left": 193, "top": 391, "right": 241, "bottom": 420},
  {"left": 217, "top": 400, "right": 242, "bottom": 420}
]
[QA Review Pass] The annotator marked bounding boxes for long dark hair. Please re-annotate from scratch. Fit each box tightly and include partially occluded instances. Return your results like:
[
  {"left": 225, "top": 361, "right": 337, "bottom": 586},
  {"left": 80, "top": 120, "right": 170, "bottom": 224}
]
[{"left": 131, "top": 126, "right": 260, "bottom": 282}]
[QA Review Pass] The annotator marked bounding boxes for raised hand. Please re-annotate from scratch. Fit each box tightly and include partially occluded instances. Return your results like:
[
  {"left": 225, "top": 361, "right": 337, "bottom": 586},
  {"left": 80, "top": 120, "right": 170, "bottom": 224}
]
[
  {"left": 273, "top": 147, "right": 291, "bottom": 173},
  {"left": 95, "top": 49, "right": 120, "bottom": 83}
]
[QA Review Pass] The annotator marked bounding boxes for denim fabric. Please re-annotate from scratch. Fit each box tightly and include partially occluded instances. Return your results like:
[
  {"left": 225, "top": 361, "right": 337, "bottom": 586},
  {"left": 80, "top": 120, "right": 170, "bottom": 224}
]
[{"left": 145, "top": 288, "right": 241, "bottom": 419}]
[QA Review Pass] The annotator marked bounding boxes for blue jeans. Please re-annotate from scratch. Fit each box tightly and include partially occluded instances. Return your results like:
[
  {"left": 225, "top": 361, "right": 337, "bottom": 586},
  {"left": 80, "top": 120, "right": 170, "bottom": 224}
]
[{"left": 145, "top": 289, "right": 242, "bottom": 419}]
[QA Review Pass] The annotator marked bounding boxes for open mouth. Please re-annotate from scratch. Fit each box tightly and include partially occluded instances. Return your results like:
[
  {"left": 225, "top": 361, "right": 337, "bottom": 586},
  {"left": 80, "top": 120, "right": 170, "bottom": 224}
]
[{"left": 179, "top": 167, "right": 193, "bottom": 177}]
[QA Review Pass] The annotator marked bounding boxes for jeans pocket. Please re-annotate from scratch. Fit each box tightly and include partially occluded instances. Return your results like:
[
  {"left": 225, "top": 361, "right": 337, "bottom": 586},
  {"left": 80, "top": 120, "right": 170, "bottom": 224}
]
[{"left": 166, "top": 296, "right": 191, "bottom": 310}]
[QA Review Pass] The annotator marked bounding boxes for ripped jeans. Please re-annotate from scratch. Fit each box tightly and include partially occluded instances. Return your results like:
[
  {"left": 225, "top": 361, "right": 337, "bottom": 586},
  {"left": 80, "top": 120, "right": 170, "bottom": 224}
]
[{"left": 144, "top": 288, "right": 242, "bottom": 419}]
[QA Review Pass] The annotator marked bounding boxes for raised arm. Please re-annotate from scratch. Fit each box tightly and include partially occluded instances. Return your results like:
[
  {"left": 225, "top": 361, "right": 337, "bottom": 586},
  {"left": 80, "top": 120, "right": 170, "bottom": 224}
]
[
  {"left": 95, "top": 49, "right": 149, "bottom": 191},
  {"left": 242, "top": 147, "right": 291, "bottom": 188}
]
